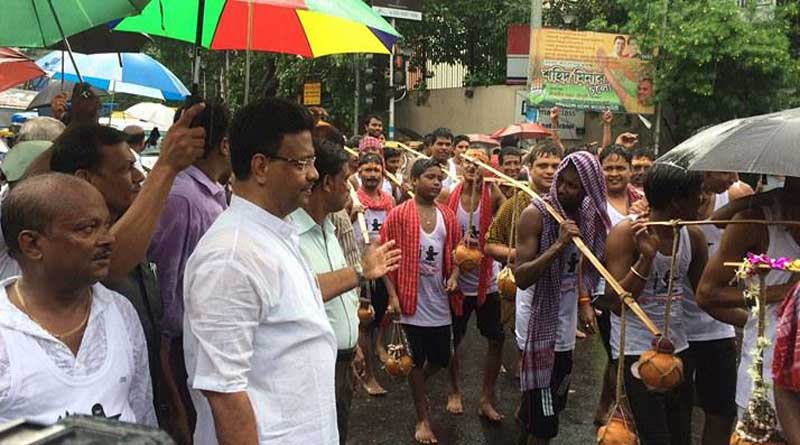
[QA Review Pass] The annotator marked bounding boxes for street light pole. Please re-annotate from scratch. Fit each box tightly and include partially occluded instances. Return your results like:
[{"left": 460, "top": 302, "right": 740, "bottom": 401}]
[
  {"left": 527, "top": 0, "right": 543, "bottom": 89},
  {"left": 388, "top": 18, "right": 396, "bottom": 141},
  {"left": 653, "top": 0, "right": 670, "bottom": 155},
  {"left": 354, "top": 54, "right": 361, "bottom": 138}
]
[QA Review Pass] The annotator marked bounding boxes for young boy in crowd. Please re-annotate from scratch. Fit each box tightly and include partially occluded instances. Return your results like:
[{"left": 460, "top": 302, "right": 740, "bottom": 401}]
[{"left": 381, "top": 158, "right": 461, "bottom": 444}]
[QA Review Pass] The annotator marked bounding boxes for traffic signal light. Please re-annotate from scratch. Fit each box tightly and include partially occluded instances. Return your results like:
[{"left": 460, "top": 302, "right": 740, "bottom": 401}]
[
  {"left": 363, "top": 53, "right": 388, "bottom": 111},
  {"left": 392, "top": 53, "right": 408, "bottom": 90}
]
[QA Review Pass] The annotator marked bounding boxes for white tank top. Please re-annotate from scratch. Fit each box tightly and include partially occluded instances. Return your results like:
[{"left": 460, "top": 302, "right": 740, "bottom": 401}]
[
  {"left": 380, "top": 177, "right": 393, "bottom": 198},
  {"left": 355, "top": 208, "right": 388, "bottom": 245},
  {"left": 606, "top": 201, "right": 629, "bottom": 227},
  {"left": 456, "top": 200, "right": 499, "bottom": 296},
  {"left": 736, "top": 204, "right": 800, "bottom": 409},
  {"left": 611, "top": 227, "right": 691, "bottom": 358},
  {"left": 0, "top": 298, "right": 135, "bottom": 424},
  {"left": 401, "top": 209, "right": 451, "bottom": 327},
  {"left": 683, "top": 191, "right": 735, "bottom": 341},
  {"left": 555, "top": 244, "right": 580, "bottom": 352},
  {"left": 595, "top": 202, "right": 635, "bottom": 296}
]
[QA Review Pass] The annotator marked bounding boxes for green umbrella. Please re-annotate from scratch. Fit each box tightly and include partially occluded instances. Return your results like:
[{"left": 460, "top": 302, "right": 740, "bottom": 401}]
[
  {"left": 1, "top": 0, "right": 151, "bottom": 48},
  {"left": 116, "top": 0, "right": 400, "bottom": 98},
  {"left": 0, "top": 0, "right": 151, "bottom": 82}
]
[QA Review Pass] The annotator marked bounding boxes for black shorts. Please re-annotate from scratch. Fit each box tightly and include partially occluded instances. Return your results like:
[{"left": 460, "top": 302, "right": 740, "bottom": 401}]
[
  {"left": 452, "top": 292, "right": 504, "bottom": 346},
  {"left": 618, "top": 351, "right": 693, "bottom": 445},
  {"left": 686, "top": 338, "right": 738, "bottom": 417},
  {"left": 402, "top": 324, "right": 452, "bottom": 369},
  {"left": 597, "top": 308, "right": 613, "bottom": 361},
  {"left": 363, "top": 279, "right": 389, "bottom": 329},
  {"left": 518, "top": 350, "right": 573, "bottom": 439}
]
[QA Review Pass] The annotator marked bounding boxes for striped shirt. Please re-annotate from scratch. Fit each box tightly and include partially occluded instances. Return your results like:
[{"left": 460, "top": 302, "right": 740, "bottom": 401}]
[
  {"left": 487, "top": 191, "right": 533, "bottom": 247},
  {"left": 331, "top": 210, "right": 361, "bottom": 268}
]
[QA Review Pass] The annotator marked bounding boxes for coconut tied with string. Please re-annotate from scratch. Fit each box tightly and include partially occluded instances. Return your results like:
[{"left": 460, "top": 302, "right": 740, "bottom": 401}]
[{"left": 633, "top": 335, "right": 684, "bottom": 392}]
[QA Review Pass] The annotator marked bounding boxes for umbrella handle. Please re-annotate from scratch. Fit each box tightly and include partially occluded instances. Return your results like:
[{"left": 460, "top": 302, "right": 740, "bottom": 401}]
[{"left": 46, "top": 0, "right": 83, "bottom": 83}]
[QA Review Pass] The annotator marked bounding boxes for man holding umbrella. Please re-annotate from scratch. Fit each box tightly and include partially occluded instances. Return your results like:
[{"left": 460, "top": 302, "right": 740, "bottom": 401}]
[{"left": 698, "top": 177, "right": 800, "bottom": 429}]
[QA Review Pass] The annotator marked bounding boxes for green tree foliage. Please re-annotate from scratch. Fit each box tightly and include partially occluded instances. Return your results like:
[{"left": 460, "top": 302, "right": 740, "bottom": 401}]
[
  {"left": 619, "top": 0, "right": 800, "bottom": 140},
  {"left": 140, "top": 0, "right": 800, "bottom": 141}
]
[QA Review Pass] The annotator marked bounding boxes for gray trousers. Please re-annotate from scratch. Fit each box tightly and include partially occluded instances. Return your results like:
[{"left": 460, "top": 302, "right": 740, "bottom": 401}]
[{"left": 335, "top": 351, "right": 355, "bottom": 445}]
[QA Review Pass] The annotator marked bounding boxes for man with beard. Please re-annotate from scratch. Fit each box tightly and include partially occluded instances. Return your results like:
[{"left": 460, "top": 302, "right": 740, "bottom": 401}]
[
  {"left": 698, "top": 176, "right": 800, "bottom": 439},
  {"left": 0, "top": 173, "right": 153, "bottom": 425},
  {"left": 446, "top": 147, "right": 506, "bottom": 421},
  {"left": 363, "top": 114, "right": 384, "bottom": 139},
  {"left": 606, "top": 163, "right": 707, "bottom": 445},
  {"left": 515, "top": 152, "right": 610, "bottom": 444},
  {"left": 427, "top": 127, "right": 456, "bottom": 197},
  {"left": 355, "top": 152, "right": 395, "bottom": 396},
  {"left": 381, "top": 158, "right": 461, "bottom": 445},
  {"left": 630, "top": 147, "right": 654, "bottom": 193}
]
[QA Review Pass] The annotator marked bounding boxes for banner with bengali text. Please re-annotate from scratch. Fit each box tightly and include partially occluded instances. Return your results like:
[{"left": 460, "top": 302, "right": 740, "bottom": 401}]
[{"left": 528, "top": 28, "right": 654, "bottom": 115}]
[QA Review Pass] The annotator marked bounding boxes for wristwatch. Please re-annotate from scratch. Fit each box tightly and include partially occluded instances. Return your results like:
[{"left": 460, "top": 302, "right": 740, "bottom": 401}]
[{"left": 355, "top": 265, "right": 367, "bottom": 286}]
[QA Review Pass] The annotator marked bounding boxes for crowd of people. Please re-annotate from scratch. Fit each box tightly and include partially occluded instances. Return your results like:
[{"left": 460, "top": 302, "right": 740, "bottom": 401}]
[{"left": 0, "top": 81, "right": 798, "bottom": 445}]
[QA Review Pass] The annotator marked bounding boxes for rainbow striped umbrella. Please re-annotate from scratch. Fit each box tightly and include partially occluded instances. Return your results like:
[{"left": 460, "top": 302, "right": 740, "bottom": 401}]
[{"left": 116, "top": 0, "right": 400, "bottom": 57}]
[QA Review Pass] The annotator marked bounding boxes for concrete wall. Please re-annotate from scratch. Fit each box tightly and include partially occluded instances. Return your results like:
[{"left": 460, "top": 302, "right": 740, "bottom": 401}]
[
  {"left": 395, "top": 85, "right": 518, "bottom": 136},
  {"left": 395, "top": 85, "right": 673, "bottom": 150}
]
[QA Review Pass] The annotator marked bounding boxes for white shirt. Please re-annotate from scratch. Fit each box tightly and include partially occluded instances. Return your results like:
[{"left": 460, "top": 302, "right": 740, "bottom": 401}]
[
  {"left": 456, "top": 200, "right": 499, "bottom": 296},
  {"left": 0, "top": 278, "right": 154, "bottom": 426},
  {"left": 515, "top": 245, "right": 580, "bottom": 351},
  {"left": 555, "top": 245, "right": 580, "bottom": 352},
  {"left": 736, "top": 204, "right": 800, "bottom": 410},
  {"left": 684, "top": 191, "right": 735, "bottom": 341},
  {"left": 183, "top": 196, "right": 338, "bottom": 445},
  {"left": 611, "top": 227, "right": 691, "bottom": 358},
  {"left": 401, "top": 209, "right": 451, "bottom": 327}
]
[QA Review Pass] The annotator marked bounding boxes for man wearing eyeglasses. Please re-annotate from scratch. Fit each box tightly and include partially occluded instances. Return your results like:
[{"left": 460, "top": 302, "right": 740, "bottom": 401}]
[{"left": 184, "top": 98, "right": 349, "bottom": 445}]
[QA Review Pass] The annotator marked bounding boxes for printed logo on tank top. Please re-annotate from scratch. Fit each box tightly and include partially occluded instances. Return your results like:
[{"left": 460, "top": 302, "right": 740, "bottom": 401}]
[
  {"left": 58, "top": 403, "right": 122, "bottom": 422},
  {"left": 641, "top": 269, "right": 683, "bottom": 304},
  {"left": 371, "top": 218, "right": 383, "bottom": 232},
  {"left": 420, "top": 245, "right": 440, "bottom": 276},
  {"left": 468, "top": 224, "right": 479, "bottom": 240},
  {"left": 560, "top": 251, "right": 579, "bottom": 293}
]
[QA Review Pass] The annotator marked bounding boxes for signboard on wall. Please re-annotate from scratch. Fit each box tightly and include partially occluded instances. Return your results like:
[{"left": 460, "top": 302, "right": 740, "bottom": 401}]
[
  {"left": 529, "top": 28, "right": 654, "bottom": 115},
  {"left": 302, "top": 80, "right": 322, "bottom": 106},
  {"left": 515, "top": 91, "right": 585, "bottom": 140},
  {"left": 372, "top": 0, "right": 422, "bottom": 21}
]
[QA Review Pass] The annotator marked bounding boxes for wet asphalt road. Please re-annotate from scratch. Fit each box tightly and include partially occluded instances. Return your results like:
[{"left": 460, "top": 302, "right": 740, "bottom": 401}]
[
  {"left": 347, "top": 323, "right": 608, "bottom": 445},
  {"left": 348, "top": 321, "right": 706, "bottom": 445}
]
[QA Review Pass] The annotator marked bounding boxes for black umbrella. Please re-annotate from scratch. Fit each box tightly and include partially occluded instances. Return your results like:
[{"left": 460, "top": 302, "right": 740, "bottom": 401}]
[
  {"left": 657, "top": 107, "right": 800, "bottom": 177},
  {"left": 49, "top": 24, "right": 152, "bottom": 54},
  {"left": 26, "top": 80, "right": 105, "bottom": 111}
]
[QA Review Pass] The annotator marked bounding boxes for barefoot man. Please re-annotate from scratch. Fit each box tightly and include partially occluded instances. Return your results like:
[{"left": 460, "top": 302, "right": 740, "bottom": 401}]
[
  {"left": 381, "top": 158, "right": 461, "bottom": 444},
  {"left": 446, "top": 147, "right": 506, "bottom": 421},
  {"left": 515, "top": 152, "right": 610, "bottom": 444}
]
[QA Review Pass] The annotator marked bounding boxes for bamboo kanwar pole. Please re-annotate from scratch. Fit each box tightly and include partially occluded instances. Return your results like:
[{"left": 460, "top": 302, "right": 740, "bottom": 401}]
[
  {"left": 385, "top": 171, "right": 414, "bottom": 198},
  {"left": 348, "top": 183, "right": 369, "bottom": 246},
  {"left": 343, "top": 145, "right": 414, "bottom": 198},
  {"left": 391, "top": 141, "right": 455, "bottom": 179},
  {"left": 646, "top": 220, "right": 800, "bottom": 227},
  {"left": 461, "top": 154, "right": 661, "bottom": 336}
]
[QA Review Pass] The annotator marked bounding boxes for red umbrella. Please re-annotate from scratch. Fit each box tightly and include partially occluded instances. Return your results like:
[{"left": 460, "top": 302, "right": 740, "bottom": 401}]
[
  {"left": 0, "top": 48, "right": 45, "bottom": 93},
  {"left": 491, "top": 122, "right": 552, "bottom": 140},
  {"left": 466, "top": 133, "right": 500, "bottom": 148}
]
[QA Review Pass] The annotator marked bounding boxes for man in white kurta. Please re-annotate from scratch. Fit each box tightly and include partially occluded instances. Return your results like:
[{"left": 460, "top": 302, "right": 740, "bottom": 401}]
[{"left": 183, "top": 97, "right": 337, "bottom": 445}]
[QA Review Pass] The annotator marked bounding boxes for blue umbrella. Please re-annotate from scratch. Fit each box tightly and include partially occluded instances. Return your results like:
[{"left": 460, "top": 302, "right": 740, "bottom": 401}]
[{"left": 37, "top": 51, "right": 189, "bottom": 101}]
